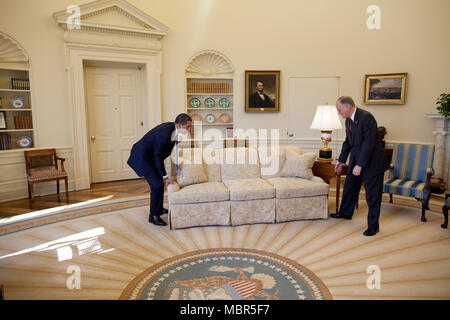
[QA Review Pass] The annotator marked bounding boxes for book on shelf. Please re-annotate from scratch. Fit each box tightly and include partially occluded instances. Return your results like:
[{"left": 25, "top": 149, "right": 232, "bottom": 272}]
[
  {"left": 0, "top": 134, "right": 11, "bottom": 150},
  {"left": 187, "top": 81, "right": 230, "bottom": 94},
  {"left": 14, "top": 115, "right": 33, "bottom": 129},
  {"left": 10, "top": 78, "right": 30, "bottom": 90}
]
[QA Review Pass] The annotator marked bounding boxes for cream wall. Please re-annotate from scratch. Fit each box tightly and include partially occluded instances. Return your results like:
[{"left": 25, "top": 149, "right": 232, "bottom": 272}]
[
  {"left": 0, "top": 0, "right": 449, "bottom": 148},
  {"left": 151, "top": 0, "right": 450, "bottom": 144}
]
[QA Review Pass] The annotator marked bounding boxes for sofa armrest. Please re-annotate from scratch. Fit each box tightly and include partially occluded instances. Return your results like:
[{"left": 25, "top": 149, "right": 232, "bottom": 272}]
[
  {"left": 310, "top": 176, "right": 325, "bottom": 183},
  {"left": 423, "top": 167, "right": 434, "bottom": 190},
  {"left": 384, "top": 164, "right": 394, "bottom": 180},
  {"left": 167, "top": 182, "right": 181, "bottom": 193}
]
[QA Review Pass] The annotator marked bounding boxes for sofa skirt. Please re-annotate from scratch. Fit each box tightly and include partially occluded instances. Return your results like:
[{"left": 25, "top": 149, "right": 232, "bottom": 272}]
[
  {"left": 230, "top": 198, "right": 276, "bottom": 226},
  {"left": 169, "top": 201, "right": 230, "bottom": 229},
  {"left": 275, "top": 195, "right": 328, "bottom": 223}
]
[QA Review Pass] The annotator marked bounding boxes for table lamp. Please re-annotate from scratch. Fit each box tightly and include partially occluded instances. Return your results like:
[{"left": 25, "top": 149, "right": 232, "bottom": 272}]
[{"left": 310, "top": 104, "right": 343, "bottom": 163}]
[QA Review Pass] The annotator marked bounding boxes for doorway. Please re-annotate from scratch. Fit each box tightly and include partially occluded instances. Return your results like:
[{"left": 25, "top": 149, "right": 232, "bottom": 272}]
[{"left": 84, "top": 61, "right": 145, "bottom": 183}]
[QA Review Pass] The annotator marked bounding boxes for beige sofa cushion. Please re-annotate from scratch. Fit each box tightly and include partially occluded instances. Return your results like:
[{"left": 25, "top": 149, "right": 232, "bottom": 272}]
[
  {"left": 280, "top": 151, "right": 316, "bottom": 179},
  {"left": 223, "top": 178, "right": 275, "bottom": 201},
  {"left": 201, "top": 147, "right": 221, "bottom": 182},
  {"left": 168, "top": 182, "right": 229, "bottom": 204},
  {"left": 171, "top": 147, "right": 222, "bottom": 183},
  {"left": 176, "top": 162, "right": 208, "bottom": 187},
  {"left": 259, "top": 145, "right": 303, "bottom": 179},
  {"left": 221, "top": 147, "right": 261, "bottom": 181},
  {"left": 266, "top": 177, "right": 329, "bottom": 199}
]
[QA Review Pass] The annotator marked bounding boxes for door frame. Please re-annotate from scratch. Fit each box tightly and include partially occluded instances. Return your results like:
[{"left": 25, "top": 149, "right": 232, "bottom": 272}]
[
  {"left": 84, "top": 64, "right": 145, "bottom": 183},
  {"left": 65, "top": 43, "right": 162, "bottom": 190}
]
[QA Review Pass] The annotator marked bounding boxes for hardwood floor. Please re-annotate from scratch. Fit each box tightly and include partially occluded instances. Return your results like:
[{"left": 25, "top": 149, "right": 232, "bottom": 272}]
[
  {"left": 0, "top": 178, "right": 445, "bottom": 219},
  {"left": 0, "top": 179, "right": 150, "bottom": 219}
]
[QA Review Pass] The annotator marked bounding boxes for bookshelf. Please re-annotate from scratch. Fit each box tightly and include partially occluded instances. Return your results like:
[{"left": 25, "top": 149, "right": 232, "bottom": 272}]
[
  {"left": 185, "top": 50, "right": 235, "bottom": 141},
  {"left": 0, "top": 67, "right": 35, "bottom": 150}
]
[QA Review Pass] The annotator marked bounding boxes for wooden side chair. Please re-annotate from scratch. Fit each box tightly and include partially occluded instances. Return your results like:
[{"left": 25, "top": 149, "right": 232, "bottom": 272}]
[
  {"left": 383, "top": 143, "right": 435, "bottom": 222},
  {"left": 442, "top": 192, "right": 449, "bottom": 229},
  {"left": 24, "top": 149, "right": 68, "bottom": 202}
]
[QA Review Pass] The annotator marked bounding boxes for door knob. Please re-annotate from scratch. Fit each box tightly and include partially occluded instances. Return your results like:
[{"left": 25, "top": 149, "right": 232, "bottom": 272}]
[{"left": 90, "top": 136, "right": 96, "bottom": 141}]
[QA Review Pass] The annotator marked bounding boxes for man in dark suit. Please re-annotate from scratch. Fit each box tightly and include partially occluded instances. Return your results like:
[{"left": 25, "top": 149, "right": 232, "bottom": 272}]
[
  {"left": 249, "top": 81, "right": 274, "bottom": 108},
  {"left": 331, "top": 96, "right": 389, "bottom": 236},
  {"left": 127, "top": 113, "right": 192, "bottom": 226}
]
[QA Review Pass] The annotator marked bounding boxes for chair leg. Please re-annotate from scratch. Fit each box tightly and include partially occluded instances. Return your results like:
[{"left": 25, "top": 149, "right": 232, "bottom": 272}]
[
  {"left": 421, "top": 202, "right": 427, "bottom": 222},
  {"left": 57, "top": 180, "right": 60, "bottom": 195},
  {"left": 419, "top": 193, "right": 431, "bottom": 222},
  {"left": 27, "top": 182, "right": 31, "bottom": 199},
  {"left": 65, "top": 177, "right": 69, "bottom": 203},
  {"left": 29, "top": 183, "right": 34, "bottom": 202},
  {"left": 389, "top": 193, "right": 393, "bottom": 203},
  {"left": 442, "top": 206, "right": 448, "bottom": 229}
]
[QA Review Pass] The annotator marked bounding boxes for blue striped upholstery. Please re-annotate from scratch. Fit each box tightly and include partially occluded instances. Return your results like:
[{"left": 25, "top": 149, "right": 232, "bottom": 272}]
[
  {"left": 384, "top": 178, "right": 428, "bottom": 199},
  {"left": 383, "top": 144, "right": 435, "bottom": 200}
]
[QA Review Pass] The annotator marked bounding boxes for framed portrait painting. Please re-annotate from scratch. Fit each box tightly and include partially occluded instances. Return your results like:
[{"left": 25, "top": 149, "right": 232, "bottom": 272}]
[
  {"left": 245, "top": 70, "right": 280, "bottom": 113},
  {"left": 364, "top": 73, "right": 408, "bottom": 104}
]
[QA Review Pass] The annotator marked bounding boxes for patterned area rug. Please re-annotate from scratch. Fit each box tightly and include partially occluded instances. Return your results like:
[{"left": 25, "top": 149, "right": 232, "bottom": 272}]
[{"left": 120, "top": 248, "right": 332, "bottom": 300}]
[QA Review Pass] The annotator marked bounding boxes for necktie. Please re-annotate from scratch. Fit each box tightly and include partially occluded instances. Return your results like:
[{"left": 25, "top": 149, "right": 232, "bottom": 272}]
[{"left": 349, "top": 118, "right": 354, "bottom": 134}]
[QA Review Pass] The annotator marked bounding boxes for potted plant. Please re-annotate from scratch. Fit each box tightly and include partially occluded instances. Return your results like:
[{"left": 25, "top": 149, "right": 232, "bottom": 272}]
[{"left": 436, "top": 93, "right": 450, "bottom": 117}]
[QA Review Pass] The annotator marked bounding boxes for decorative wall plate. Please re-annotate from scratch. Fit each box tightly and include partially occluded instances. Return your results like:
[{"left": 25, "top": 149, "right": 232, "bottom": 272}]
[
  {"left": 11, "top": 98, "right": 25, "bottom": 109},
  {"left": 204, "top": 97, "right": 215, "bottom": 108},
  {"left": 219, "top": 113, "right": 231, "bottom": 123},
  {"left": 219, "top": 97, "right": 230, "bottom": 108},
  {"left": 17, "top": 136, "right": 32, "bottom": 148},
  {"left": 190, "top": 113, "right": 202, "bottom": 122},
  {"left": 189, "top": 97, "right": 201, "bottom": 108},
  {"left": 205, "top": 114, "right": 215, "bottom": 123}
]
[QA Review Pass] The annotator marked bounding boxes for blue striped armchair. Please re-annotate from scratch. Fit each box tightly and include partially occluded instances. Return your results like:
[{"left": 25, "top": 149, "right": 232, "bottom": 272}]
[
  {"left": 442, "top": 192, "right": 449, "bottom": 229},
  {"left": 383, "top": 143, "right": 435, "bottom": 222}
]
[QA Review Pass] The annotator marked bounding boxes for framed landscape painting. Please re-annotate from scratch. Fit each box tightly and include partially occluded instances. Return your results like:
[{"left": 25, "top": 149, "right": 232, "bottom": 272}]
[{"left": 364, "top": 73, "right": 408, "bottom": 104}]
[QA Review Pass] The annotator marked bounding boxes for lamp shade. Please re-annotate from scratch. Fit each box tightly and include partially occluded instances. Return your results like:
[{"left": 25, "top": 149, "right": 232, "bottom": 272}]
[{"left": 310, "top": 105, "right": 343, "bottom": 130}]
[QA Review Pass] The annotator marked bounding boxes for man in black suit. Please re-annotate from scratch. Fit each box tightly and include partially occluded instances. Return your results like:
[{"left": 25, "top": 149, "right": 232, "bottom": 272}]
[
  {"left": 249, "top": 81, "right": 274, "bottom": 108},
  {"left": 127, "top": 113, "right": 192, "bottom": 226},
  {"left": 331, "top": 96, "right": 389, "bottom": 236}
]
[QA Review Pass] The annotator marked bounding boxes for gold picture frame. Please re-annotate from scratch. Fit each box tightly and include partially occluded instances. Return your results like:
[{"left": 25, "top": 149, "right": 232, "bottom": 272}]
[
  {"left": 364, "top": 73, "right": 408, "bottom": 104},
  {"left": 245, "top": 70, "right": 280, "bottom": 113}
]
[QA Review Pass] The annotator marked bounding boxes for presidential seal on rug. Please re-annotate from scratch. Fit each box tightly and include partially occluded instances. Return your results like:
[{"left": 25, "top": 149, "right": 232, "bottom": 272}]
[{"left": 120, "top": 248, "right": 332, "bottom": 300}]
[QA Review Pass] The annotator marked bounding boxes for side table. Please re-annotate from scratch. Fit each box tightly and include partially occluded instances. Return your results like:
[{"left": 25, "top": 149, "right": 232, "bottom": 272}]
[{"left": 312, "top": 161, "right": 348, "bottom": 214}]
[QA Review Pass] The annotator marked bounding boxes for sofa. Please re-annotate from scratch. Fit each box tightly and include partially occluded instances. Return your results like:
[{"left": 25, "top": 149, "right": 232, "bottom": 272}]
[{"left": 165, "top": 145, "right": 329, "bottom": 229}]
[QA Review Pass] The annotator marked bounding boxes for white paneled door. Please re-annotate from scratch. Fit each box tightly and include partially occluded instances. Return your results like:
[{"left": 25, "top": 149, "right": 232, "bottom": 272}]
[{"left": 85, "top": 67, "right": 143, "bottom": 183}]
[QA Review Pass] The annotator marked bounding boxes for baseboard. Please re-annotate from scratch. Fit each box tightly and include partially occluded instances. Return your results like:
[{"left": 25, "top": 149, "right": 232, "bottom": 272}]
[{"left": 0, "top": 179, "right": 76, "bottom": 203}]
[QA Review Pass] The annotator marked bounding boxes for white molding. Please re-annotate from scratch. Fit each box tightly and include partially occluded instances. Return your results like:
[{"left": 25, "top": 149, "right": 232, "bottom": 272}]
[
  {"left": 55, "top": 0, "right": 168, "bottom": 190},
  {"left": 186, "top": 50, "right": 234, "bottom": 77},
  {"left": 427, "top": 113, "right": 449, "bottom": 119},
  {"left": 53, "top": 0, "right": 169, "bottom": 40},
  {"left": 63, "top": 30, "right": 162, "bottom": 50},
  {"left": 64, "top": 43, "right": 163, "bottom": 190},
  {"left": 0, "top": 31, "right": 29, "bottom": 63}
]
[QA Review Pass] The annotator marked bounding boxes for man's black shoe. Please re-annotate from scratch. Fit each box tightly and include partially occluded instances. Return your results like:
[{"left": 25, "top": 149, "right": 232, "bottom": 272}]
[
  {"left": 149, "top": 215, "right": 167, "bottom": 226},
  {"left": 162, "top": 208, "right": 168, "bottom": 214},
  {"left": 363, "top": 227, "right": 379, "bottom": 236},
  {"left": 330, "top": 213, "right": 352, "bottom": 220}
]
